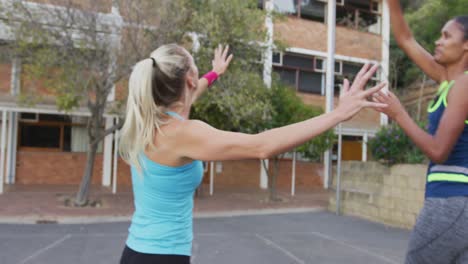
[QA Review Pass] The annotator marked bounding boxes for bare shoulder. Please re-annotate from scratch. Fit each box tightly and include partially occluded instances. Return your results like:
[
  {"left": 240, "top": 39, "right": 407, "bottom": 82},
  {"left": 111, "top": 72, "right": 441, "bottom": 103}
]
[
  {"left": 447, "top": 74, "right": 468, "bottom": 106},
  {"left": 455, "top": 73, "right": 468, "bottom": 83},
  {"left": 177, "top": 119, "right": 215, "bottom": 139},
  {"left": 452, "top": 74, "right": 468, "bottom": 96}
]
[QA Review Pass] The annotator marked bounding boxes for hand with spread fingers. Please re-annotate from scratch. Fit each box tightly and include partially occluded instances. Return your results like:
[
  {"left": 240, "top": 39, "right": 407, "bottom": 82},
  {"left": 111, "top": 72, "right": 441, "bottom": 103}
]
[
  {"left": 212, "top": 44, "right": 233, "bottom": 76},
  {"left": 335, "top": 63, "right": 388, "bottom": 121},
  {"left": 372, "top": 90, "right": 406, "bottom": 121}
]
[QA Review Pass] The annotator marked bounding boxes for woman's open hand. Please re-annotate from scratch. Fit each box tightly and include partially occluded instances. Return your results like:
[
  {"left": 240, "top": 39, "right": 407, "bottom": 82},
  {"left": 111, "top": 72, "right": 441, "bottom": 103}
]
[
  {"left": 336, "top": 63, "right": 388, "bottom": 121},
  {"left": 212, "top": 44, "right": 233, "bottom": 76}
]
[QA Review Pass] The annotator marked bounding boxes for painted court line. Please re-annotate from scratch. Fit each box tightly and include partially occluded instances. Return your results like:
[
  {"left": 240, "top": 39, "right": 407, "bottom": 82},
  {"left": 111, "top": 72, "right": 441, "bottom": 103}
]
[
  {"left": 305, "top": 231, "right": 399, "bottom": 264},
  {"left": 195, "top": 231, "right": 400, "bottom": 263},
  {"left": 255, "top": 234, "right": 305, "bottom": 264},
  {"left": 19, "top": 234, "right": 72, "bottom": 264},
  {"left": 0, "top": 233, "right": 127, "bottom": 238}
]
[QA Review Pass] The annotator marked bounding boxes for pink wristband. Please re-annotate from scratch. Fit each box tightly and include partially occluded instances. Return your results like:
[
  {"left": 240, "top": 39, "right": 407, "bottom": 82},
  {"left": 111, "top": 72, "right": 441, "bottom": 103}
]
[{"left": 202, "top": 71, "right": 219, "bottom": 86}]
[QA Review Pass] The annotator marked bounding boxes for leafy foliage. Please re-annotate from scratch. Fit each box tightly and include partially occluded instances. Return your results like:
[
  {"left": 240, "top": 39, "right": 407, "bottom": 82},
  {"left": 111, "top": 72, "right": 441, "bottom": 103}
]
[{"left": 369, "top": 123, "right": 426, "bottom": 165}]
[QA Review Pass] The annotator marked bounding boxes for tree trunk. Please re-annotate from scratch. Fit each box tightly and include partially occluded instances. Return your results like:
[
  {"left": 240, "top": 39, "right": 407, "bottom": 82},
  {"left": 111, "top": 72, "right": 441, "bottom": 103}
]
[
  {"left": 75, "top": 101, "right": 104, "bottom": 206},
  {"left": 268, "top": 156, "right": 281, "bottom": 202},
  {"left": 416, "top": 74, "right": 427, "bottom": 121},
  {"left": 74, "top": 141, "right": 99, "bottom": 206}
]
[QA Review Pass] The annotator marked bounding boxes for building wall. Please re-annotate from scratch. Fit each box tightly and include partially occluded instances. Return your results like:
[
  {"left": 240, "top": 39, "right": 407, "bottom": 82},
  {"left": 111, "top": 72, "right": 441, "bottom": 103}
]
[
  {"left": 342, "top": 108, "right": 381, "bottom": 131},
  {"left": 205, "top": 159, "right": 323, "bottom": 189},
  {"left": 275, "top": 17, "right": 382, "bottom": 61},
  {"left": 17, "top": 151, "right": 324, "bottom": 190},
  {"left": 113, "top": 159, "right": 324, "bottom": 190},
  {"left": 298, "top": 92, "right": 381, "bottom": 131},
  {"left": 16, "top": 151, "right": 104, "bottom": 184}
]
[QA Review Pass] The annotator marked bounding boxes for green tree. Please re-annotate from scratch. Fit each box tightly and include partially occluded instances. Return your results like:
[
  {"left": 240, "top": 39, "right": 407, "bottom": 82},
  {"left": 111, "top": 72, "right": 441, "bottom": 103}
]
[
  {"left": 2, "top": 0, "right": 277, "bottom": 204},
  {"left": 369, "top": 123, "right": 426, "bottom": 165},
  {"left": 261, "top": 79, "right": 334, "bottom": 201},
  {"left": 2, "top": 0, "right": 192, "bottom": 205},
  {"left": 188, "top": 0, "right": 274, "bottom": 133}
]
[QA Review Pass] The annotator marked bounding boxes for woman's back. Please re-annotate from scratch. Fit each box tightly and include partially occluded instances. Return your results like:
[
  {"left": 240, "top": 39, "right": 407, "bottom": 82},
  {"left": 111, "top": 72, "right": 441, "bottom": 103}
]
[{"left": 126, "top": 112, "right": 204, "bottom": 256}]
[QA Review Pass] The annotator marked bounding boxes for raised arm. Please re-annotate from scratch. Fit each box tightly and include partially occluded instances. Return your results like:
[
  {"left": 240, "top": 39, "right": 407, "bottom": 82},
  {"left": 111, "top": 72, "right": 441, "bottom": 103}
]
[
  {"left": 179, "top": 64, "right": 387, "bottom": 161},
  {"left": 192, "top": 45, "right": 233, "bottom": 103},
  {"left": 387, "top": 0, "right": 446, "bottom": 82}
]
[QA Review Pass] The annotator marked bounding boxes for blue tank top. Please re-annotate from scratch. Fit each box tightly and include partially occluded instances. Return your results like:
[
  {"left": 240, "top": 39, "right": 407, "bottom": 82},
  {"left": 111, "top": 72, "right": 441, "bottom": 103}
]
[
  {"left": 425, "top": 73, "right": 468, "bottom": 198},
  {"left": 125, "top": 111, "right": 204, "bottom": 256}
]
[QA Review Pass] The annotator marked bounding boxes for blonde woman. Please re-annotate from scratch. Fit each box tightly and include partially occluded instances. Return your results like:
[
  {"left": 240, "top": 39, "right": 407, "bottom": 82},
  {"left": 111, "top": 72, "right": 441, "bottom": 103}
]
[{"left": 118, "top": 44, "right": 386, "bottom": 264}]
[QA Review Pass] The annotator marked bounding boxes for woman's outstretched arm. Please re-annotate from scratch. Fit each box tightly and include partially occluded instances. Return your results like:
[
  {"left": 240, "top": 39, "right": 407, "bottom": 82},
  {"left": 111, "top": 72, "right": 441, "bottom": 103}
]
[{"left": 179, "top": 64, "right": 387, "bottom": 161}]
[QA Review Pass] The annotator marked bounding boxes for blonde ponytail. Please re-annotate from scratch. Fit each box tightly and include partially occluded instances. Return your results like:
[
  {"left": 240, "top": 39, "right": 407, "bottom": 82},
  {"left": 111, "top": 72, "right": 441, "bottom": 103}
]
[{"left": 119, "top": 44, "right": 192, "bottom": 172}]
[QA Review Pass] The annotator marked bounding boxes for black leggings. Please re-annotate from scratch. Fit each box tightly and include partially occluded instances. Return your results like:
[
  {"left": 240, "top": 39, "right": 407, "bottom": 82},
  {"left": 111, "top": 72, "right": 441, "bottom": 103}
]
[{"left": 120, "top": 245, "right": 190, "bottom": 264}]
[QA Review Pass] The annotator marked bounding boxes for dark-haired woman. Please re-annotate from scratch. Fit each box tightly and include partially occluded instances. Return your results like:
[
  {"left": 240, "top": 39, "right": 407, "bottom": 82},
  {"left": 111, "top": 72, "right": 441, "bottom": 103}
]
[{"left": 374, "top": 1, "right": 468, "bottom": 263}]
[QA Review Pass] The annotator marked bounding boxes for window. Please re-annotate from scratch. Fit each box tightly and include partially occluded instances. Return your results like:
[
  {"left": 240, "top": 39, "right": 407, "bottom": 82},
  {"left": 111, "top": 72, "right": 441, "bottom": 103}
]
[
  {"left": 273, "top": 52, "right": 325, "bottom": 95},
  {"left": 272, "top": 52, "right": 282, "bottom": 65},
  {"left": 20, "top": 125, "right": 63, "bottom": 149},
  {"left": 298, "top": 71, "right": 322, "bottom": 93},
  {"left": 335, "top": 61, "right": 343, "bottom": 75},
  {"left": 266, "top": 0, "right": 296, "bottom": 13},
  {"left": 19, "top": 114, "right": 71, "bottom": 152},
  {"left": 371, "top": 0, "right": 381, "bottom": 14},
  {"left": 341, "top": 61, "right": 381, "bottom": 85},
  {"left": 274, "top": 68, "right": 296, "bottom": 87},
  {"left": 18, "top": 114, "right": 102, "bottom": 153},
  {"left": 19, "top": 113, "right": 39, "bottom": 123},
  {"left": 342, "top": 62, "right": 362, "bottom": 81},
  {"left": 314, "top": 57, "right": 325, "bottom": 72},
  {"left": 260, "top": 0, "right": 382, "bottom": 34},
  {"left": 334, "top": 76, "right": 345, "bottom": 95},
  {"left": 336, "top": 0, "right": 382, "bottom": 34},
  {"left": 298, "top": 0, "right": 326, "bottom": 22},
  {"left": 283, "top": 54, "right": 314, "bottom": 70},
  {"left": 274, "top": 55, "right": 380, "bottom": 96},
  {"left": 260, "top": 0, "right": 327, "bottom": 22}
]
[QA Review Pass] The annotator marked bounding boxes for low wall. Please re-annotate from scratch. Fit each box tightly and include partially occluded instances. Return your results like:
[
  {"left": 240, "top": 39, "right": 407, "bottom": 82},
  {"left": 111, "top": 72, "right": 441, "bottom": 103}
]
[{"left": 328, "top": 161, "right": 427, "bottom": 229}]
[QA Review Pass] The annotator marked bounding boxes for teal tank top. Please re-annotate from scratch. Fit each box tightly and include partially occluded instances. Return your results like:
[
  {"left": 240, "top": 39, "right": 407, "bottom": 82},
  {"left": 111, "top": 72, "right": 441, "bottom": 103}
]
[{"left": 125, "top": 111, "right": 204, "bottom": 256}]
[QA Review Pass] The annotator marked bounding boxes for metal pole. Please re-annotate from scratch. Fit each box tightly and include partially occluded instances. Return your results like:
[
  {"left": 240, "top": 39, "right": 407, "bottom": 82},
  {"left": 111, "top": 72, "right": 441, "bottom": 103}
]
[
  {"left": 8, "top": 112, "right": 17, "bottom": 184},
  {"left": 103, "top": 117, "right": 114, "bottom": 187},
  {"left": 112, "top": 126, "right": 119, "bottom": 194},
  {"left": 0, "top": 111, "right": 7, "bottom": 194},
  {"left": 324, "top": 0, "right": 336, "bottom": 189},
  {"left": 209, "top": 161, "right": 214, "bottom": 196},
  {"left": 291, "top": 151, "right": 296, "bottom": 196},
  {"left": 362, "top": 132, "right": 368, "bottom": 162},
  {"left": 260, "top": 0, "right": 274, "bottom": 190},
  {"left": 380, "top": 0, "right": 390, "bottom": 125},
  {"left": 5, "top": 112, "right": 13, "bottom": 184},
  {"left": 336, "top": 123, "right": 343, "bottom": 215}
]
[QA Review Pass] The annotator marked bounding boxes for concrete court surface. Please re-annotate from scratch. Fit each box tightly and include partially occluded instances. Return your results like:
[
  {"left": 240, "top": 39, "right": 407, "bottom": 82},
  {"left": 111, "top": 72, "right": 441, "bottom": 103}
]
[{"left": 0, "top": 211, "right": 410, "bottom": 264}]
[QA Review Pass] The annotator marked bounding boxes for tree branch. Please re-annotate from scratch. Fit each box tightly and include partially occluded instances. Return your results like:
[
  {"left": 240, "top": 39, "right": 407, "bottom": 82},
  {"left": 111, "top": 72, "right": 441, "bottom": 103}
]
[{"left": 90, "top": 119, "right": 123, "bottom": 146}]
